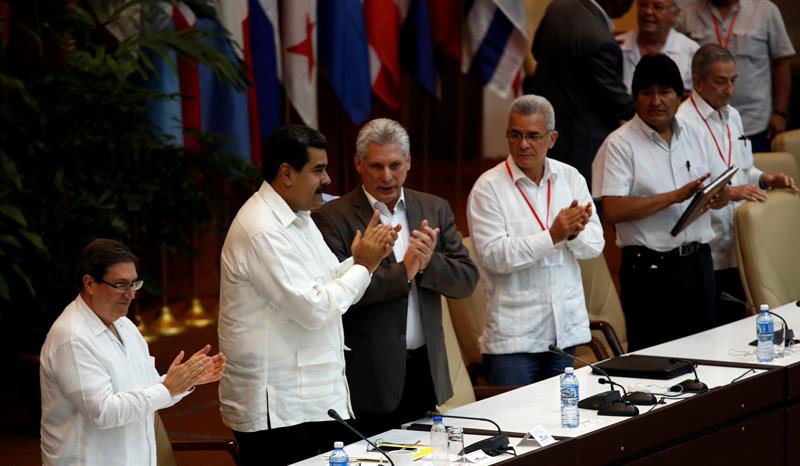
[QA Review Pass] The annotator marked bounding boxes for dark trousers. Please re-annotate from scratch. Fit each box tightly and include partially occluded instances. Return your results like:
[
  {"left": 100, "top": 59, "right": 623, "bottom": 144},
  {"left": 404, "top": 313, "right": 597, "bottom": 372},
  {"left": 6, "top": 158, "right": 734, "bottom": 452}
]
[
  {"left": 351, "top": 345, "right": 437, "bottom": 439},
  {"left": 715, "top": 267, "right": 747, "bottom": 326},
  {"left": 233, "top": 420, "right": 350, "bottom": 466},
  {"left": 483, "top": 346, "right": 577, "bottom": 386},
  {"left": 620, "top": 244, "right": 716, "bottom": 351}
]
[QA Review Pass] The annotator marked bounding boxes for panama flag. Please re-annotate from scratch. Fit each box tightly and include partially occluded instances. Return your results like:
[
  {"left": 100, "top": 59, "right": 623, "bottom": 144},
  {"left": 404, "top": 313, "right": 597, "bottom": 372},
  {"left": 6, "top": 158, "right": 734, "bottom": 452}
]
[
  {"left": 462, "top": 0, "right": 527, "bottom": 97},
  {"left": 281, "top": 0, "right": 317, "bottom": 128}
]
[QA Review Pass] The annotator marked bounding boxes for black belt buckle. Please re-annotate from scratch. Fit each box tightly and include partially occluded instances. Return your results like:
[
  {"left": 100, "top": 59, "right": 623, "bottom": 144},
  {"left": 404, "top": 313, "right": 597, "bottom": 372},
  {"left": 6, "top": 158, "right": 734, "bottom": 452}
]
[{"left": 677, "top": 242, "right": 698, "bottom": 257}]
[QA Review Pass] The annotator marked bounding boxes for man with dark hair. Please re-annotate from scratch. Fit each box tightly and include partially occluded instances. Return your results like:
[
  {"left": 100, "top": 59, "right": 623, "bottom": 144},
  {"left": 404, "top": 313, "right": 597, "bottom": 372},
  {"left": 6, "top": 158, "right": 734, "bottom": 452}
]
[
  {"left": 526, "top": 0, "right": 635, "bottom": 190},
  {"left": 595, "top": 54, "right": 728, "bottom": 350},
  {"left": 312, "top": 118, "right": 479, "bottom": 437},
  {"left": 676, "top": 43, "right": 797, "bottom": 324},
  {"left": 218, "top": 125, "right": 399, "bottom": 465},
  {"left": 40, "top": 239, "right": 225, "bottom": 466}
]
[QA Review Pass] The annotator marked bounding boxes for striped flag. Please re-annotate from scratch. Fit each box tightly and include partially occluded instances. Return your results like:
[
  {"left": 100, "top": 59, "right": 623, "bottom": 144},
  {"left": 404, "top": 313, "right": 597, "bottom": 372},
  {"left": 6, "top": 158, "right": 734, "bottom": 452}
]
[
  {"left": 248, "top": 0, "right": 282, "bottom": 160},
  {"left": 462, "top": 0, "right": 527, "bottom": 97},
  {"left": 281, "top": 0, "right": 317, "bottom": 128},
  {"left": 365, "top": 0, "right": 405, "bottom": 110}
]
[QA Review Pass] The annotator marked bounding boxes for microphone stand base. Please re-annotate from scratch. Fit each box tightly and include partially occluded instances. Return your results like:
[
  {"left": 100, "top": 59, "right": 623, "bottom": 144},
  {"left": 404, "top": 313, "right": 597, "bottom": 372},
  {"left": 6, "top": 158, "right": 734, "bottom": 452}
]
[
  {"left": 578, "top": 390, "right": 622, "bottom": 410},
  {"left": 678, "top": 379, "right": 708, "bottom": 393},
  {"left": 598, "top": 402, "right": 639, "bottom": 417},
  {"left": 461, "top": 435, "right": 510, "bottom": 457}
]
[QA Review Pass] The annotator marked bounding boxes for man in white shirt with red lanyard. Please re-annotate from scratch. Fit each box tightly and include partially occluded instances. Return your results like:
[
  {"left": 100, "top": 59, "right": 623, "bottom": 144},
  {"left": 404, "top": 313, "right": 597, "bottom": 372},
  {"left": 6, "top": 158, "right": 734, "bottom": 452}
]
[
  {"left": 677, "top": 43, "right": 797, "bottom": 324},
  {"left": 678, "top": 0, "right": 795, "bottom": 152},
  {"left": 467, "top": 95, "right": 604, "bottom": 385}
]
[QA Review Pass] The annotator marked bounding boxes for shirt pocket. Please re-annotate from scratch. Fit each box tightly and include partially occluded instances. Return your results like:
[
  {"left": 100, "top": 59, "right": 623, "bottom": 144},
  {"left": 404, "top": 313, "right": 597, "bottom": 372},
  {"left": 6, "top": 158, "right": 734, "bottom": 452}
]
[
  {"left": 296, "top": 346, "right": 341, "bottom": 399},
  {"left": 732, "top": 32, "right": 768, "bottom": 59},
  {"left": 496, "top": 288, "right": 542, "bottom": 338}
]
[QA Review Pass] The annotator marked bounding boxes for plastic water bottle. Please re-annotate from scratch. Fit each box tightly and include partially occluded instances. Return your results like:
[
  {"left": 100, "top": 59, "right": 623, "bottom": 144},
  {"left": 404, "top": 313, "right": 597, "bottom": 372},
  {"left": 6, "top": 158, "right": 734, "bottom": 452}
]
[
  {"left": 329, "top": 441, "right": 349, "bottom": 466},
  {"left": 560, "top": 367, "right": 580, "bottom": 428},
  {"left": 430, "top": 415, "right": 448, "bottom": 466},
  {"left": 756, "top": 304, "right": 775, "bottom": 363}
]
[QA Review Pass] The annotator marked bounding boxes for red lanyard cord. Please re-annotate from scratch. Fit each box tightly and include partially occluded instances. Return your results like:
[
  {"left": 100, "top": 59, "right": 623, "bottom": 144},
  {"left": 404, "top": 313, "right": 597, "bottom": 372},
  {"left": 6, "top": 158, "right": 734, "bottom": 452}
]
[
  {"left": 689, "top": 95, "right": 732, "bottom": 167},
  {"left": 505, "top": 159, "right": 550, "bottom": 231},
  {"left": 712, "top": 11, "right": 738, "bottom": 49}
]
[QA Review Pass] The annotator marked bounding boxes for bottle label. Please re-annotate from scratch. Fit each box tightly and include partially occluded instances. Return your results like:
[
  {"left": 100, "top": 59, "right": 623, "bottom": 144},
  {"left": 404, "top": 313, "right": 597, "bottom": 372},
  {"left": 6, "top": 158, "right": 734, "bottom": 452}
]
[
  {"left": 561, "top": 385, "right": 578, "bottom": 398},
  {"left": 757, "top": 322, "right": 774, "bottom": 334}
]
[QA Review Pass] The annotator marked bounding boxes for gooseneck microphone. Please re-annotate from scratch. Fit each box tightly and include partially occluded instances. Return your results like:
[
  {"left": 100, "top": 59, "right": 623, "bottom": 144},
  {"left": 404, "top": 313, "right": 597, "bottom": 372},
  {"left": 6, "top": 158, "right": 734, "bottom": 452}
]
[
  {"left": 668, "top": 359, "right": 708, "bottom": 393},
  {"left": 425, "top": 410, "right": 510, "bottom": 456},
  {"left": 327, "top": 409, "right": 394, "bottom": 466},
  {"left": 721, "top": 292, "right": 795, "bottom": 346},
  {"left": 548, "top": 345, "right": 640, "bottom": 416}
]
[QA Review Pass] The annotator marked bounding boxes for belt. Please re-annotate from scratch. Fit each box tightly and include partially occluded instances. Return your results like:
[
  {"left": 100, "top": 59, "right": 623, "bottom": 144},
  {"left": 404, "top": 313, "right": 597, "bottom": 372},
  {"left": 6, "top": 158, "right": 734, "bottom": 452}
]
[{"left": 625, "top": 241, "right": 702, "bottom": 259}]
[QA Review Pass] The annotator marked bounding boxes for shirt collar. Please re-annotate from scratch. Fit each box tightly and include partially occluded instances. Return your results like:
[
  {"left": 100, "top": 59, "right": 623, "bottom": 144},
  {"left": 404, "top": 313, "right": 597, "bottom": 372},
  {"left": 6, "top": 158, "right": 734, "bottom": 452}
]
[
  {"left": 505, "top": 155, "right": 558, "bottom": 187},
  {"left": 362, "top": 186, "right": 406, "bottom": 215},
  {"left": 708, "top": 0, "right": 741, "bottom": 23},
  {"left": 76, "top": 294, "right": 115, "bottom": 337},
  {"left": 587, "top": 0, "right": 614, "bottom": 31},
  {"left": 258, "top": 181, "right": 298, "bottom": 228},
  {"left": 632, "top": 114, "right": 683, "bottom": 142},
  {"left": 691, "top": 90, "right": 731, "bottom": 122}
]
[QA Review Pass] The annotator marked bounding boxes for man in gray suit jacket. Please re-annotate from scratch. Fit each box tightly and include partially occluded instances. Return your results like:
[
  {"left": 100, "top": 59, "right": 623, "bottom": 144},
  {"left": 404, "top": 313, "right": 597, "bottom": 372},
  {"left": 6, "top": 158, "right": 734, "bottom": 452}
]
[
  {"left": 312, "top": 118, "right": 479, "bottom": 437},
  {"left": 526, "top": 0, "right": 635, "bottom": 192}
]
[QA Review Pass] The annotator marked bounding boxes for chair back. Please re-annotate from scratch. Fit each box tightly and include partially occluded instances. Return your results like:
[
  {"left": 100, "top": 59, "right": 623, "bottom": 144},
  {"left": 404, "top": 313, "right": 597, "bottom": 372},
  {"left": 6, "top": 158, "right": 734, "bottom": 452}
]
[
  {"left": 578, "top": 255, "right": 627, "bottom": 357},
  {"left": 445, "top": 237, "right": 486, "bottom": 372},
  {"left": 735, "top": 191, "right": 800, "bottom": 308},
  {"left": 156, "top": 413, "right": 178, "bottom": 466},
  {"left": 753, "top": 152, "right": 800, "bottom": 182},
  {"left": 439, "top": 296, "right": 477, "bottom": 411},
  {"left": 772, "top": 129, "right": 800, "bottom": 172}
]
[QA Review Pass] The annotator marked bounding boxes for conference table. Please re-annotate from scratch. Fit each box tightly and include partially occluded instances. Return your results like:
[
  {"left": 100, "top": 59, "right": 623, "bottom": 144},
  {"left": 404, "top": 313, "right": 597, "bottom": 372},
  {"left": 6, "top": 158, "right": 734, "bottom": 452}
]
[{"left": 293, "top": 300, "right": 800, "bottom": 465}]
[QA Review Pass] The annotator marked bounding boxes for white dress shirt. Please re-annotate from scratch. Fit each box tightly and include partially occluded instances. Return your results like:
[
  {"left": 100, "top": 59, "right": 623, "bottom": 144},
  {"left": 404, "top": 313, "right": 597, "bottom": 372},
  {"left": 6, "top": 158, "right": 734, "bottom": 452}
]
[
  {"left": 467, "top": 156, "right": 604, "bottom": 355},
  {"left": 678, "top": 0, "right": 795, "bottom": 135},
  {"left": 677, "top": 91, "right": 763, "bottom": 269},
  {"left": 362, "top": 188, "right": 424, "bottom": 350},
  {"left": 597, "top": 114, "right": 718, "bottom": 250},
  {"left": 40, "top": 295, "right": 186, "bottom": 466},
  {"left": 218, "top": 182, "right": 371, "bottom": 432},
  {"left": 618, "top": 28, "right": 700, "bottom": 94}
]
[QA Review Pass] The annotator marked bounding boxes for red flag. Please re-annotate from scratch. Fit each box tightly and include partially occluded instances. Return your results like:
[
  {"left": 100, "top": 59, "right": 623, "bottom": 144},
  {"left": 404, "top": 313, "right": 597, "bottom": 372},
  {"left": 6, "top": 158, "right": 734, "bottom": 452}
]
[
  {"left": 429, "top": 0, "right": 460, "bottom": 62},
  {"left": 174, "top": 4, "right": 201, "bottom": 150},
  {"left": 365, "top": 0, "right": 403, "bottom": 110}
]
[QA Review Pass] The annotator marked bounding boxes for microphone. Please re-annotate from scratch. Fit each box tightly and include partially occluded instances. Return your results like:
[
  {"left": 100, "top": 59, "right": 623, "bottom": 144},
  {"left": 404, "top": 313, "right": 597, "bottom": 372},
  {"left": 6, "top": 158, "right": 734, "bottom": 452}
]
[
  {"left": 548, "top": 345, "right": 639, "bottom": 416},
  {"left": 668, "top": 359, "right": 708, "bottom": 393},
  {"left": 327, "top": 409, "right": 394, "bottom": 466},
  {"left": 425, "top": 411, "right": 509, "bottom": 456},
  {"left": 721, "top": 292, "right": 796, "bottom": 346},
  {"left": 599, "top": 378, "right": 657, "bottom": 406}
]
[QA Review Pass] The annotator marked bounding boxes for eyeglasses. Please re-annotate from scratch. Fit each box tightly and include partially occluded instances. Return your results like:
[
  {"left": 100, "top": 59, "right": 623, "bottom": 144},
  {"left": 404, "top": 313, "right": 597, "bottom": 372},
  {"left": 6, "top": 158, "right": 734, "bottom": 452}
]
[
  {"left": 98, "top": 278, "right": 144, "bottom": 293},
  {"left": 506, "top": 129, "right": 551, "bottom": 144}
]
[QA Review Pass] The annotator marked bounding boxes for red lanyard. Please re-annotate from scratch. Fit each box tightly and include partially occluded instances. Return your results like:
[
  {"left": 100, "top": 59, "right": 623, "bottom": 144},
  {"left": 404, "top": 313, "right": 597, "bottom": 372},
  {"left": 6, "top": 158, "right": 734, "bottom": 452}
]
[
  {"left": 690, "top": 95, "right": 732, "bottom": 167},
  {"left": 712, "top": 11, "right": 738, "bottom": 49},
  {"left": 505, "top": 159, "right": 550, "bottom": 231}
]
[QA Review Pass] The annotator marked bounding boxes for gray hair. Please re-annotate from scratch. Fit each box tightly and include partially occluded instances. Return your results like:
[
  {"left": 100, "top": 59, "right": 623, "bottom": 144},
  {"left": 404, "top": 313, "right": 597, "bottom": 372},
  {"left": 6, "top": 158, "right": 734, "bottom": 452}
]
[
  {"left": 355, "top": 118, "right": 410, "bottom": 161},
  {"left": 692, "top": 43, "right": 735, "bottom": 80},
  {"left": 508, "top": 95, "right": 556, "bottom": 131}
]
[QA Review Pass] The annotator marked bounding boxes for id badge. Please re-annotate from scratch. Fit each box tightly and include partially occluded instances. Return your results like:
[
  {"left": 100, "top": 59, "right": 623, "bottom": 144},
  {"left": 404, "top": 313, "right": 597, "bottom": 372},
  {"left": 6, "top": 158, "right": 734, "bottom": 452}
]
[{"left": 541, "top": 249, "right": 564, "bottom": 268}]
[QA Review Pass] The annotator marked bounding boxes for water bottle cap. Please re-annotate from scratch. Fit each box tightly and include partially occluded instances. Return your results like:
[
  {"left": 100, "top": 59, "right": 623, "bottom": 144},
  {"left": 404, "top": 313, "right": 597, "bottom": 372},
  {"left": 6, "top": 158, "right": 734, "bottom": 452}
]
[
  {"left": 565, "top": 367, "right": 574, "bottom": 374},
  {"left": 760, "top": 304, "right": 769, "bottom": 312},
  {"left": 433, "top": 416, "right": 443, "bottom": 422},
  {"left": 334, "top": 441, "right": 344, "bottom": 449}
]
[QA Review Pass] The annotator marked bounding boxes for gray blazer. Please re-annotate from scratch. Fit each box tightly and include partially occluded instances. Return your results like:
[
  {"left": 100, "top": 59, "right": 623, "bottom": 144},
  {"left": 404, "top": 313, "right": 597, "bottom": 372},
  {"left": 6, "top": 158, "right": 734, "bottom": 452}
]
[{"left": 312, "top": 187, "right": 479, "bottom": 413}]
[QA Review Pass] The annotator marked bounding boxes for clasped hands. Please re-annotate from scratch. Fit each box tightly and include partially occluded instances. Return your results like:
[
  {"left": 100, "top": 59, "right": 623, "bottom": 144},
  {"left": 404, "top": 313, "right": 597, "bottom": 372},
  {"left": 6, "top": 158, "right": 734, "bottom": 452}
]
[
  {"left": 163, "top": 344, "right": 226, "bottom": 397},
  {"left": 352, "top": 210, "right": 401, "bottom": 273},
  {"left": 549, "top": 200, "right": 592, "bottom": 244}
]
